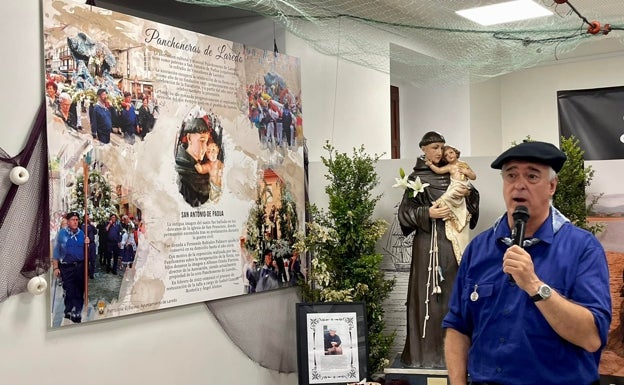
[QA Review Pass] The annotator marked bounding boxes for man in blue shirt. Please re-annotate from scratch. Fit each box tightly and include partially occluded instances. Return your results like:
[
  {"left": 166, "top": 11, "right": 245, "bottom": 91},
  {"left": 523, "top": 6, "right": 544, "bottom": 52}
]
[
  {"left": 52, "top": 211, "right": 89, "bottom": 323},
  {"left": 443, "top": 141, "right": 611, "bottom": 385},
  {"left": 119, "top": 91, "right": 138, "bottom": 144},
  {"left": 90, "top": 88, "right": 113, "bottom": 144}
]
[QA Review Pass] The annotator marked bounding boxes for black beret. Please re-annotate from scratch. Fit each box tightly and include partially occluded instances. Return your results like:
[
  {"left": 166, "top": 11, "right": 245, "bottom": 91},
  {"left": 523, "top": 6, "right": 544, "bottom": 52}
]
[
  {"left": 66, "top": 211, "right": 80, "bottom": 220},
  {"left": 419, "top": 131, "right": 445, "bottom": 147},
  {"left": 491, "top": 141, "right": 567, "bottom": 172}
]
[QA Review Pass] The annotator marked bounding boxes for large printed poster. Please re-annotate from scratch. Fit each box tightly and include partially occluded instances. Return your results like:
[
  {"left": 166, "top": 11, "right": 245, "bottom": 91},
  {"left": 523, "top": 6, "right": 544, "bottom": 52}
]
[{"left": 44, "top": 0, "right": 305, "bottom": 327}]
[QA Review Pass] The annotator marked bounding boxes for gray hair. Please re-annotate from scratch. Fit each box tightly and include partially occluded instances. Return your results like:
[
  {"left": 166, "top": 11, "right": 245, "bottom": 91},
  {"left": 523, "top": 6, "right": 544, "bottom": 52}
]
[
  {"left": 548, "top": 166, "right": 557, "bottom": 181},
  {"left": 58, "top": 92, "right": 72, "bottom": 103}
]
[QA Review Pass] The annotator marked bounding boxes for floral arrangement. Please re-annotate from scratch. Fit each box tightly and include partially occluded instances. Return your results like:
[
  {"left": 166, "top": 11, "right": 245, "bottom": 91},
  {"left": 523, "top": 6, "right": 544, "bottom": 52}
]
[
  {"left": 392, "top": 167, "right": 429, "bottom": 196},
  {"left": 69, "top": 170, "right": 117, "bottom": 225},
  {"left": 244, "top": 177, "right": 299, "bottom": 261}
]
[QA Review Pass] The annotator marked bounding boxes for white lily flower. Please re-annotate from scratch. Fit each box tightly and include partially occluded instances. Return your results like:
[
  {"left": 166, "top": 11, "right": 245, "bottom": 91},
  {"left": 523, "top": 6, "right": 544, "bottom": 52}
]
[
  {"left": 393, "top": 168, "right": 429, "bottom": 197},
  {"left": 392, "top": 174, "right": 410, "bottom": 189},
  {"left": 407, "top": 176, "right": 429, "bottom": 197}
]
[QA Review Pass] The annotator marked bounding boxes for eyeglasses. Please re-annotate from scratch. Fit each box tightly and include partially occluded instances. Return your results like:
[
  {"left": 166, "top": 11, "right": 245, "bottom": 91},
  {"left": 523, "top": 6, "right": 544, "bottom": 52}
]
[{"left": 501, "top": 170, "right": 543, "bottom": 184}]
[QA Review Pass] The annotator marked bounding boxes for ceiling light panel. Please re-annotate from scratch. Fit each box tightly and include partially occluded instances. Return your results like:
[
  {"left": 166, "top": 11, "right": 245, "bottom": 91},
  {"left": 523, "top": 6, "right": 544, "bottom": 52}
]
[{"left": 456, "top": 0, "right": 553, "bottom": 26}]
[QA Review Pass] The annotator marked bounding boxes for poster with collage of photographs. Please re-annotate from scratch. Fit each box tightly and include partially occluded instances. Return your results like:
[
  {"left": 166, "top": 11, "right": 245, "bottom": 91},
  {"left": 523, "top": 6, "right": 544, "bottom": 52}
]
[{"left": 44, "top": 0, "right": 305, "bottom": 327}]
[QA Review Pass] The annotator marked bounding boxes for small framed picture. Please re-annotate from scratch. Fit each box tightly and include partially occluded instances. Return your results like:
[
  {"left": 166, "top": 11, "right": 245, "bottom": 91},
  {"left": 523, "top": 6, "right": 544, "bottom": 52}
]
[{"left": 296, "top": 302, "right": 368, "bottom": 385}]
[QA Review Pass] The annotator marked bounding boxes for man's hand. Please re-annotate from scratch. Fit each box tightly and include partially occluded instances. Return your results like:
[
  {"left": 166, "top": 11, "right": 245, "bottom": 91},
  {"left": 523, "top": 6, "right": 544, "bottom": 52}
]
[{"left": 502, "top": 245, "right": 539, "bottom": 291}]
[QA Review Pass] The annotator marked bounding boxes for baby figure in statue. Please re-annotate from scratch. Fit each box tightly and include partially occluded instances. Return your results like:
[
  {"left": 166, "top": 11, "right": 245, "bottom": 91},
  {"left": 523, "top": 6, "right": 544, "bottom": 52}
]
[
  {"left": 425, "top": 144, "right": 476, "bottom": 264},
  {"left": 194, "top": 141, "right": 224, "bottom": 201}
]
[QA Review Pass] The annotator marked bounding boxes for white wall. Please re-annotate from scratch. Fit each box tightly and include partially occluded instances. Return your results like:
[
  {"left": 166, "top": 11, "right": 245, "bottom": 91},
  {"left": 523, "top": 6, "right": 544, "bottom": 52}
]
[
  {"left": 396, "top": 82, "right": 472, "bottom": 158},
  {"left": 3, "top": 1, "right": 41, "bottom": 156},
  {"left": 469, "top": 78, "right": 502, "bottom": 156},
  {"left": 286, "top": 33, "right": 391, "bottom": 161}
]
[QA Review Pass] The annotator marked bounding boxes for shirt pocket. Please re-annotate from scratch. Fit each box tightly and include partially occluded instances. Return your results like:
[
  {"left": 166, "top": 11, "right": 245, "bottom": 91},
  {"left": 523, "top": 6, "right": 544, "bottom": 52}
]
[{"left": 463, "top": 281, "right": 496, "bottom": 321}]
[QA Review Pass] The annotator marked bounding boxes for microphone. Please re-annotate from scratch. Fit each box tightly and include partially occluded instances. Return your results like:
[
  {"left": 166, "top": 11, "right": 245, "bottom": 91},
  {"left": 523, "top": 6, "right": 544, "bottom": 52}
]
[
  {"left": 512, "top": 205, "right": 530, "bottom": 246},
  {"left": 509, "top": 205, "right": 530, "bottom": 282}
]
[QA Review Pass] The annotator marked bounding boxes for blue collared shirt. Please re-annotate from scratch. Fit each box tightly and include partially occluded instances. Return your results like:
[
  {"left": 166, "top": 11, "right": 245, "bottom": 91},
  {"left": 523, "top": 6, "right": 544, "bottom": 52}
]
[
  {"left": 53, "top": 227, "right": 85, "bottom": 263},
  {"left": 443, "top": 207, "right": 611, "bottom": 385}
]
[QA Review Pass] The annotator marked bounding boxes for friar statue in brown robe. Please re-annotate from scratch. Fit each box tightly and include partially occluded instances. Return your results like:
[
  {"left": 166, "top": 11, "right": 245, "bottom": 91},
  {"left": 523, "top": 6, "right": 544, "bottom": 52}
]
[{"left": 397, "top": 131, "right": 479, "bottom": 368}]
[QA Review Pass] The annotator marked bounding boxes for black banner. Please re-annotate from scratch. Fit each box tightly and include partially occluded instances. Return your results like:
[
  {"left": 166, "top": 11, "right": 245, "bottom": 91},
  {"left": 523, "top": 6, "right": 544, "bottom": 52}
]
[{"left": 557, "top": 86, "right": 624, "bottom": 160}]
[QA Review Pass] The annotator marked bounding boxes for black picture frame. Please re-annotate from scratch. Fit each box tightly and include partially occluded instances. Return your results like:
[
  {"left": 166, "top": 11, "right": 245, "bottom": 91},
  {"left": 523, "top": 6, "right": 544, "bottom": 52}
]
[{"left": 296, "top": 302, "right": 368, "bottom": 385}]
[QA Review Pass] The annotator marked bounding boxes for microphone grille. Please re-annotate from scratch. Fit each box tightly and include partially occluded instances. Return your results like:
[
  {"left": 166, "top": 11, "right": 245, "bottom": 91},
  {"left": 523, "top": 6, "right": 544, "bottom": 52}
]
[{"left": 513, "top": 205, "right": 530, "bottom": 221}]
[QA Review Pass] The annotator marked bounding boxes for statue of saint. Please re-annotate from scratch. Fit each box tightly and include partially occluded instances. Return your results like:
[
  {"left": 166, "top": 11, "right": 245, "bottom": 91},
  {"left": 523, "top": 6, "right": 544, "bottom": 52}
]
[{"left": 397, "top": 132, "right": 480, "bottom": 368}]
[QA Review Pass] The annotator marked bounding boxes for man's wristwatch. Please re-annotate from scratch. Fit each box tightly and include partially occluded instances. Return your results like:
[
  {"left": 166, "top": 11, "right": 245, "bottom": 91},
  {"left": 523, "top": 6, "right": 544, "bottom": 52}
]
[{"left": 531, "top": 284, "right": 552, "bottom": 302}]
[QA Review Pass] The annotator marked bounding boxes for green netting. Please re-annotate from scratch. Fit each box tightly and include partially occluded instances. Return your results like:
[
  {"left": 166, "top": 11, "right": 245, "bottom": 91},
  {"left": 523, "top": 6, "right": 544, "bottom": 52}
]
[{"left": 176, "top": 0, "right": 624, "bottom": 86}]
